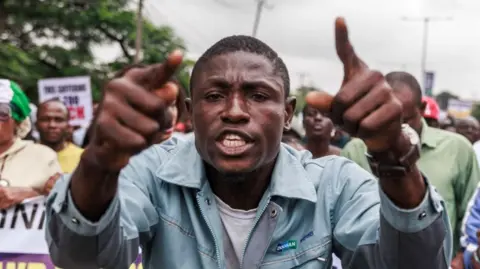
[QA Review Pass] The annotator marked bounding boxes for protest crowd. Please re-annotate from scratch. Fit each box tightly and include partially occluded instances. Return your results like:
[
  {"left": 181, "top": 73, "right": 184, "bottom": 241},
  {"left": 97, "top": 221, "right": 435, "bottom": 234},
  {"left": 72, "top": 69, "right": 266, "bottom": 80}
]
[{"left": 2, "top": 4, "right": 480, "bottom": 269}]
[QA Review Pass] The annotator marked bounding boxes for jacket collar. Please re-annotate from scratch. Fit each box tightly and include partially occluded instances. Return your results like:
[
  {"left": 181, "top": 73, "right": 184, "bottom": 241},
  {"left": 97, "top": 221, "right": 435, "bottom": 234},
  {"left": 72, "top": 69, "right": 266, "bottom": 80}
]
[{"left": 155, "top": 137, "right": 317, "bottom": 203}]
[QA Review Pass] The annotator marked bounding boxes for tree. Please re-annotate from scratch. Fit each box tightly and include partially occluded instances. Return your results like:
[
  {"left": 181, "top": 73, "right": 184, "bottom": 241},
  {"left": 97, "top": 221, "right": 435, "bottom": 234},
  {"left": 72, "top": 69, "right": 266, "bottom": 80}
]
[
  {"left": 293, "top": 86, "right": 318, "bottom": 115},
  {"left": 0, "top": 0, "right": 190, "bottom": 102},
  {"left": 471, "top": 103, "right": 480, "bottom": 122}
]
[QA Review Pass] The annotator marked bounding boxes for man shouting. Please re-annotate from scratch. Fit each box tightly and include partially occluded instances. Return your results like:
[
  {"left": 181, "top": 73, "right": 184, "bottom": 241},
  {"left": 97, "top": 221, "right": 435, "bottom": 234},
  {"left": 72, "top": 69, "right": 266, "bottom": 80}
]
[{"left": 45, "top": 18, "right": 450, "bottom": 269}]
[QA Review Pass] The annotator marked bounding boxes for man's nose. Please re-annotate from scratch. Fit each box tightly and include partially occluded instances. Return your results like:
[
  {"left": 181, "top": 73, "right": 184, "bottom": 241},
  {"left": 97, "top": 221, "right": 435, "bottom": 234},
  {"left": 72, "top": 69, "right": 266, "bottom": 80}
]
[
  {"left": 47, "top": 120, "right": 59, "bottom": 128},
  {"left": 314, "top": 112, "right": 324, "bottom": 121},
  {"left": 221, "top": 94, "right": 250, "bottom": 124}
]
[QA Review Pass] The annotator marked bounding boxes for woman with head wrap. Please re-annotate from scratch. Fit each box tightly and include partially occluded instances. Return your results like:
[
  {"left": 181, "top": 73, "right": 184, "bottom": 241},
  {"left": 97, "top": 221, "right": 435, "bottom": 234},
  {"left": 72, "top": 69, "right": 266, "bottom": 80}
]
[{"left": 0, "top": 79, "right": 62, "bottom": 209}]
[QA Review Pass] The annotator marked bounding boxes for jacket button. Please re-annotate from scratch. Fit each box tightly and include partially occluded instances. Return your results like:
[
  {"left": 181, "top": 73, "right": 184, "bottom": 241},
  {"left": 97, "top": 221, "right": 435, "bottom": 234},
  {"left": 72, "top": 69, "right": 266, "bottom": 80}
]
[
  {"left": 270, "top": 209, "right": 278, "bottom": 218},
  {"left": 205, "top": 198, "right": 211, "bottom": 205},
  {"left": 71, "top": 218, "right": 79, "bottom": 224},
  {"left": 418, "top": 211, "right": 427, "bottom": 220}
]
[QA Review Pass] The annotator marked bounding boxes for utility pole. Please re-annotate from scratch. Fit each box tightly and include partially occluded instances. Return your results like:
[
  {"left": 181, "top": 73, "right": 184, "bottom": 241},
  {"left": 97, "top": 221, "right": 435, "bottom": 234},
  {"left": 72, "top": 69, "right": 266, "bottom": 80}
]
[
  {"left": 252, "top": 0, "right": 273, "bottom": 37},
  {"left": 298, "top": 72, "right": 307, "bottom": 87},
  {"left": 401, "top": 16, "right": 452, "bottom": 92},
  {"left": 134, "top": 0, "right": 144, "bottom": 63}
]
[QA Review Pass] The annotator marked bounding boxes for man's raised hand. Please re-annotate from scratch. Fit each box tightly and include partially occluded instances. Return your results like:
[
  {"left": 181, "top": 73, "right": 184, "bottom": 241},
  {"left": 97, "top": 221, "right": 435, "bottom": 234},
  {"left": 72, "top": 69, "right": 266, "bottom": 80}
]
[
  {"left": 85, "top": 50, "right": 183, "bottom": 172},
  {"left": 306, "top": 18, "right": 403, "bottom": 152},
  {"left": 334, "top": 17, "right": 369, "bottom": 85}
]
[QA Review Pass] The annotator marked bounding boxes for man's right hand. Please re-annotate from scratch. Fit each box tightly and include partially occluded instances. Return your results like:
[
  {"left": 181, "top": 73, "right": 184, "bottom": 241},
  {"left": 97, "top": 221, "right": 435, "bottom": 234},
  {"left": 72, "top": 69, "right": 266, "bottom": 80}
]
[
  {"left": 83, "top": 51, "right": 183, "bottom": 172},
  {"left": 70, "top": 50, "right": 183, "bottom": 220}
]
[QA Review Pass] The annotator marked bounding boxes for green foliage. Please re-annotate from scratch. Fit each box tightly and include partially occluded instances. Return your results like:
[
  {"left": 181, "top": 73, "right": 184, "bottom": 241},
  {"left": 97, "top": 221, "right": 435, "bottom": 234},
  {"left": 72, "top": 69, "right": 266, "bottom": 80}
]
[
  {"left": 0, "top": 0, "right": 189, "bottom": 103},
  {"left": 293, "top": 86, "right": 318, "bottom": 115},
  {"left": 471, "top": 103, "right": 480, "bottom": 122}
]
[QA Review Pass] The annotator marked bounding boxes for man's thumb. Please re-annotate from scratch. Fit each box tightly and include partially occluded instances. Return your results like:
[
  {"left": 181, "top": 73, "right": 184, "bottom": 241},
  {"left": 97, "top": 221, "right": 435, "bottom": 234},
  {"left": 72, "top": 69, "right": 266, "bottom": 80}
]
[{"left": 335, "top": 17, "right": 368, "bottom": 84}]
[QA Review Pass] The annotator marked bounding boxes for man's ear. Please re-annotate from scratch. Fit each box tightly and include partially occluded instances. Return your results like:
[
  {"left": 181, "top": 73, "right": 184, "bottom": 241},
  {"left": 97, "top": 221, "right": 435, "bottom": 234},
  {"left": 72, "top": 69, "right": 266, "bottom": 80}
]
[
  {"left": 185, "top": 98, "right": 193, "bottom": 128},
  {"left": 284, "top": 96, "right": 296, "bottom": 130},
  {"left": 185, "top": 98, "right": 192, "bottom": 114},
  {"left": 420, "top": 100, "right": 427, "bottom": 114}
]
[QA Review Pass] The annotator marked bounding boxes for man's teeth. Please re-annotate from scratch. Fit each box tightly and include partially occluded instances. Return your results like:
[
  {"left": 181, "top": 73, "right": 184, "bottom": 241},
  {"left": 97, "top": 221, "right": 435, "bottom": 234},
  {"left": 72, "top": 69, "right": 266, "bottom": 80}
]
[{"left": 221, "top": 134, "right": 247, "bottom": 147}]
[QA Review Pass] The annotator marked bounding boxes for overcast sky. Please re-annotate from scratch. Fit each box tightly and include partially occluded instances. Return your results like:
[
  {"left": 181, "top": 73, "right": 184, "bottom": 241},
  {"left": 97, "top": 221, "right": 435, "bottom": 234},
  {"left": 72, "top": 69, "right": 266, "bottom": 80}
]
[{"left": 95, "top": 0, "right": 480, "bottom": 99}]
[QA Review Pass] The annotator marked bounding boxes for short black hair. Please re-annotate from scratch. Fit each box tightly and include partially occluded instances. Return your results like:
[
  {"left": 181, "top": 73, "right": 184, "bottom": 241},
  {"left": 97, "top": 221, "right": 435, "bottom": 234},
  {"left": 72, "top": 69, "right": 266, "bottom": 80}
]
[
  {"left": 190, "top": 35, "right": 290, "bottom": 97},
  {"left": 38, "top": 98, "right": 69, "bottom": 120},
  {"left": 385, "top": 71, "right": 423, "bottom": 107}
]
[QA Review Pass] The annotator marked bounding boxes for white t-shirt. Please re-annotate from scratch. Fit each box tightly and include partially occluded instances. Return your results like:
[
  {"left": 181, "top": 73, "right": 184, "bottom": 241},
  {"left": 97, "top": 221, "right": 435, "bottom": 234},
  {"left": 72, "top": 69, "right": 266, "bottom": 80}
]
[
  {"left": 215, "top": 196, "right": 257, "bottom": 265},
  {"left": 215, "top": 196, "right": 344, "bottom": 268}
]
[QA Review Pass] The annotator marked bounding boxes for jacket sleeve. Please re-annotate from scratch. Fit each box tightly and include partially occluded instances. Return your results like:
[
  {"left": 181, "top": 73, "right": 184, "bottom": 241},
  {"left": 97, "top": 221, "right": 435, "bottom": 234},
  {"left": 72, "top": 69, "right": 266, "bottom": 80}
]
[
  {"left": 45, "top": 149, "right": 161, "bottom": 269},
  {"left": 331, "top": 159, "right": 451, "bottom": 269},
  {"left": 460, "top": 183, "right": 480, "bottom": 268}
]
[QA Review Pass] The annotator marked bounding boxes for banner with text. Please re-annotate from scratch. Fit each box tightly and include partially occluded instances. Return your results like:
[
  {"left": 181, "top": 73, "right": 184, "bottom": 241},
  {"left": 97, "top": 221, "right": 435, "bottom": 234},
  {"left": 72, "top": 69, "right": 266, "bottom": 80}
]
[
  {"left": 37, "top": 76, "right": 93, "bottom": 127},
  {"left": 0, "top": 197, "right": 142, "bottom": 269},
  {"left": 448, "top": 99, "right": 473, "bottom": 119}
]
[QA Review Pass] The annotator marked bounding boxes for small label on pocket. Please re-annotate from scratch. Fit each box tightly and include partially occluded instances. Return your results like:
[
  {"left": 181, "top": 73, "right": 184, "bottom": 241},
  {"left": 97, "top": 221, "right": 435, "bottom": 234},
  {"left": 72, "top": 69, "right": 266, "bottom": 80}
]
[
  {"left": 276, "top": 240, "right": 297, "bottom": 252},
  {"left": 300, "top": 231, "right": 314, "bottom": 243}
]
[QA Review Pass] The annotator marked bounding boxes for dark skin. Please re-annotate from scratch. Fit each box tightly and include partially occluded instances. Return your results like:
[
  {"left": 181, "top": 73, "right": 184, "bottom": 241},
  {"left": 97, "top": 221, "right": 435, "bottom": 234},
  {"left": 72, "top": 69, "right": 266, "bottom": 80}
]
[
  {"left": 189, "top": 51, "right": 295, "bottom": 210},
  {"left": 71, "top": 50, "right": 295, "bottom": 215},
  {"left": 390, "top": 83, "right": 426, "bottom": 138},
  {"left": 456, "top": 118, "right": 479, "bottom": 144},
  {"left": 70, "top": 18, "right": 424, "bottom": 223},
  {"left": 425, "top": 117, "right": 439, "bottom": 128},
  {"left": 303, "top": 106, "right": 340, "bottom": 158},
  {"left": 36, "top": 101, "right": 70, "bottom": 152},
  {"left": 306, "top": 18, "right": 425, "bottom": 209},
  {"left": 70, "top": 51, "right": 183, "bottom": 220}
]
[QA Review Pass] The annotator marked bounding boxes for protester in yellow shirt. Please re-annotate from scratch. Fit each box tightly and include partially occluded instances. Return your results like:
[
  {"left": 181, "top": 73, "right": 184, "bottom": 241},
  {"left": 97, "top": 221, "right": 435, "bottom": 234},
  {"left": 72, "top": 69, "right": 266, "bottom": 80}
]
[{"left": 36, "top": 98, "right": 83, "bottom": 174}]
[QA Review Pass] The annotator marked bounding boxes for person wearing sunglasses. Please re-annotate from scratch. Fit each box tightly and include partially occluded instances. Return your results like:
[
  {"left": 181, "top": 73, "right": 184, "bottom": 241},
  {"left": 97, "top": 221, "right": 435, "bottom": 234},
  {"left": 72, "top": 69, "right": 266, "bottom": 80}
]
[{"left": 0, "top": 79, "right": 62, "bottom": 209}]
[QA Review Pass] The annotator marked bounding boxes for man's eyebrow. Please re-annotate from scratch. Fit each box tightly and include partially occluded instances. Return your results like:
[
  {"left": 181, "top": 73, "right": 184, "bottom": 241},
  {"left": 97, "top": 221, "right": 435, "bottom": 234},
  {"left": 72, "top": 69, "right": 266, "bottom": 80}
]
[
  {"left": 200, "top": 77, "right": 230, "bottom": 92},
  {"left": 203, "top": 73, "right": 283, "bottom": 93},
  {"left": 205, "top": 76, "right": 230, "bottom": 84},
  {"left": 243, "top": 79, "right": 283, "bottom": 91}
]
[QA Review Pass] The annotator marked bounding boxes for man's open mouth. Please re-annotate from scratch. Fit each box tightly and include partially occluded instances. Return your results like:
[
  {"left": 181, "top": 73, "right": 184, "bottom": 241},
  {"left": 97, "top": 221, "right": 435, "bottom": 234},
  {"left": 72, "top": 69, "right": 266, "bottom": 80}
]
[{"left": 215, "top": 131, "right": 254, "bottom": 156}]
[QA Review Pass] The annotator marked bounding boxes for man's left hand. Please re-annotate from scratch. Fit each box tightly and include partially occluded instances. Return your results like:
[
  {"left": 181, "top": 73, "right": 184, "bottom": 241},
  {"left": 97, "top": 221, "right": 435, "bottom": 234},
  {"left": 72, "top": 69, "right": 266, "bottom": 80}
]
[
  {"left": 306, "top": 17, "right": 425, "bottom": 208},
  {"left": 326, "top": 18, "right": 405, "bottom": 153}
]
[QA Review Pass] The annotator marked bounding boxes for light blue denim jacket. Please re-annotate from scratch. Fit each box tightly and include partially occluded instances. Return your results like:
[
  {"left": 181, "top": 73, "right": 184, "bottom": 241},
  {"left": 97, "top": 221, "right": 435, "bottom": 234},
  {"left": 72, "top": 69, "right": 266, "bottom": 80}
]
[{"left": 45, "top": 137, "right": 451, "bottom": 269}]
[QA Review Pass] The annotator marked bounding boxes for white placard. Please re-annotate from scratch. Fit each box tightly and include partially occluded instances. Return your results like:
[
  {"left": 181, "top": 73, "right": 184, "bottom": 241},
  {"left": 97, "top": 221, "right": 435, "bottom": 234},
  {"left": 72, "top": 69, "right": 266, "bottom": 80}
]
[
  {"left": 0, "top": 196, "right": 48, "bottom": 254},
  {"left": 38, "top": 76, "right": 93, "bottom": 127}
]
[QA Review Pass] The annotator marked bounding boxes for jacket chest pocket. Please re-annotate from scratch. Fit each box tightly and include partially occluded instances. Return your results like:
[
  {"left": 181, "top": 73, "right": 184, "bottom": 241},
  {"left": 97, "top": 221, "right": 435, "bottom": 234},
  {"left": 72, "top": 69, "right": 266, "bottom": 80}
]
[
  {"left": 156, "top": 210, "right": 218, "bottom": 266},
  {"left": 260, "top": 237, "right": 332, "bottom": 269}
]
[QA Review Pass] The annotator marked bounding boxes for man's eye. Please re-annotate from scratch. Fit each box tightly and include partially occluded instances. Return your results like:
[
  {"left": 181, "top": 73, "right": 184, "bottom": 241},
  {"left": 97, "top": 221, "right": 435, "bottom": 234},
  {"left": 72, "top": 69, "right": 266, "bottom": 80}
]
[
  {"left": 205, "top": 93, "right": 223, "bottom": 101},
  {"left": 251, "top": 93, "right": 268, "bottom": 102}
]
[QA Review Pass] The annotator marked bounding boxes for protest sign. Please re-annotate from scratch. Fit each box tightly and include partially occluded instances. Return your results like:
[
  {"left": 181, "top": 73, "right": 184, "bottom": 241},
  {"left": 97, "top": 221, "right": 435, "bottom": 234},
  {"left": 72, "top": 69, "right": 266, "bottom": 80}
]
[
  {"left": 0, "top": 197, "right": 142, "bottom": 269},
  {"left": 37, "top": 76, "right": 93, "bottom": 127},
  {"left": 448, "top": 99, "right": 473, "bottom": 119}
]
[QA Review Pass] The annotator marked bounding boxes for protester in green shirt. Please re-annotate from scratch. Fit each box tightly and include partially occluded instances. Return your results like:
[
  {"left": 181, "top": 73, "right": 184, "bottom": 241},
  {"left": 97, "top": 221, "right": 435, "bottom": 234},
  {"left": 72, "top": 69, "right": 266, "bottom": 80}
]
[{"left": 341, "top": 71, "right": 480, "bottom": 255}]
